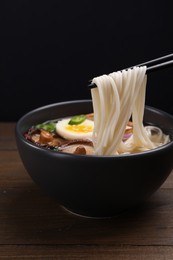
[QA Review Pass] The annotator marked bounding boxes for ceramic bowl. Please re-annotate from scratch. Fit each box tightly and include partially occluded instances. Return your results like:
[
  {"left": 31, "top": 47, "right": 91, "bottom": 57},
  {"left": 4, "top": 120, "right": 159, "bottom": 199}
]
[{"left": 15, "top": 100, "right": 173, "bottom": 217}]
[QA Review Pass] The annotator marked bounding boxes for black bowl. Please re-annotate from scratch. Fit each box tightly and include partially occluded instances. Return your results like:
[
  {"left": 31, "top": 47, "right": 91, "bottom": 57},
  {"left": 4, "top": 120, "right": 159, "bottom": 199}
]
[{"left": 15, "top": 100, "right": 173, "bottom": 218}]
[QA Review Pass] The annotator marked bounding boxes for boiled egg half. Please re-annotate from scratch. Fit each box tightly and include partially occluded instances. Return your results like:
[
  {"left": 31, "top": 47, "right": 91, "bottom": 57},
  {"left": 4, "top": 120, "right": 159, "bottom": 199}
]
[{"left": 56, "top": 116, "right": 94, "bottom": 140}]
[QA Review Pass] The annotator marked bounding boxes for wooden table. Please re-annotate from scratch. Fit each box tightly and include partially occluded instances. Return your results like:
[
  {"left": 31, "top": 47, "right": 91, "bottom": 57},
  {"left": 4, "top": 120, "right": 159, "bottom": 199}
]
[{"left": 1, "top": 122, "right": 173, "bottom": 259}]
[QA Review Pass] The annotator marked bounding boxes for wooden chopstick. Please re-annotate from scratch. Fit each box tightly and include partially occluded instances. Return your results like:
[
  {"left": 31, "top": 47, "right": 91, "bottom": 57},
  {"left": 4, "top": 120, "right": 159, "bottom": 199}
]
[{"left": 88, "top": 53, "right": 173, "bottom": 89}]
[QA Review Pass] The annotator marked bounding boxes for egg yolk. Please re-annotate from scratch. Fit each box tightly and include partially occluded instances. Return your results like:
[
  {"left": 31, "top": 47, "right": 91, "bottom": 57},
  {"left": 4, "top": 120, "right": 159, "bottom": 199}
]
[{"left": 65, "top": 125, "right": 93, "bottom": 133}]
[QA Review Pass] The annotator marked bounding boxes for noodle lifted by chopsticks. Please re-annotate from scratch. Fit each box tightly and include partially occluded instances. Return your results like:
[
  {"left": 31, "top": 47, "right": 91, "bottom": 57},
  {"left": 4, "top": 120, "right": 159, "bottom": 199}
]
[{"left": 91, "top": 66, "right": 169, "bottom": 156}]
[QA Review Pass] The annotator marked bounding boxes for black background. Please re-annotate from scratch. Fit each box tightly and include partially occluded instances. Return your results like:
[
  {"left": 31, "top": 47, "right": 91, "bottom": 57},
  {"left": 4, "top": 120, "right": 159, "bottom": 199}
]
[{"left": 1, "top": 1, "right": 173, "bottom": 121}]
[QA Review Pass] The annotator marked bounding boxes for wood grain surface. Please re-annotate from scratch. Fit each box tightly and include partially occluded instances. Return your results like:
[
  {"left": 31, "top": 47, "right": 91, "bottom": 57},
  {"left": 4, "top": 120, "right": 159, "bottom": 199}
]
[{"left": 0, "top": 122, "right": 173, "bottom": 259}]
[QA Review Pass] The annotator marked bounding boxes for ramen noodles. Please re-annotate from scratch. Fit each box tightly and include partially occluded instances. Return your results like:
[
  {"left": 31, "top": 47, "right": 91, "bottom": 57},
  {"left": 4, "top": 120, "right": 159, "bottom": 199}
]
[{"left": 91, "top": 66, "right": 170, "bottom": 155}]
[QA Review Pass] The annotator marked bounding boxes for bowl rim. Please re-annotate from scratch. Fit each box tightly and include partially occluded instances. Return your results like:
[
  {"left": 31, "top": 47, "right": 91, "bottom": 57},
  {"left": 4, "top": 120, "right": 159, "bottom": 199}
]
[{"left": 15, "top": 99, "right": 173, "bottom": 159}]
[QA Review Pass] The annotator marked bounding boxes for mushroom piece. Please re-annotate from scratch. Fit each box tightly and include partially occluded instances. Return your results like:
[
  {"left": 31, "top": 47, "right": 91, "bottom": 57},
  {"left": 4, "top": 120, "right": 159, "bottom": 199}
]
[
  {"left": 74, "top": 146, "right": 87, "bottom": 155},
  {"left": 39, "top": 130, "right": 54, "bottom": 144},
  {"left": 60, "top": 144, "right": 94, "bottom": 155}
]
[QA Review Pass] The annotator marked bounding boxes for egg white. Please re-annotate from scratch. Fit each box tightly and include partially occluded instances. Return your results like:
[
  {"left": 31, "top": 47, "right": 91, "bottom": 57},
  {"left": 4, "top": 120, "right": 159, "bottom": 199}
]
[{"left": 56, "top": 118, "right": 94, "bottom": 140}]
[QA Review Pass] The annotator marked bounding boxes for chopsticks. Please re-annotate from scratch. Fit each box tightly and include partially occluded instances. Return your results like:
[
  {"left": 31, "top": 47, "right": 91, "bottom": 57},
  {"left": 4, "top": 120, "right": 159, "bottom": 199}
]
[{"left": 88, "top": 53, "right": 173, "bottom": 89}]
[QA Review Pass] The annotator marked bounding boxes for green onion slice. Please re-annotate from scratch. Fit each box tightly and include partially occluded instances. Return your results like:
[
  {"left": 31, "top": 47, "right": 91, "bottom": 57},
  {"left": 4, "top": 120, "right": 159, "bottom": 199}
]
[
  {"left": 35, "top": 122, "right": 56, "bottom": 132},
  {"left": 68, "top": 115, "right": 86, "bottom": 125}
]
